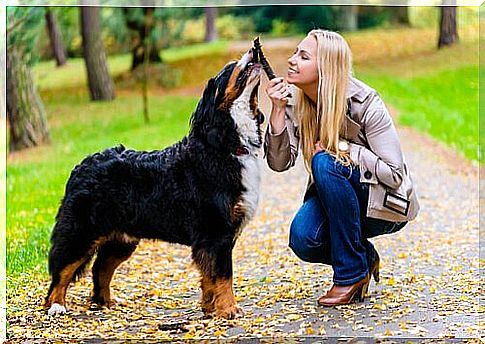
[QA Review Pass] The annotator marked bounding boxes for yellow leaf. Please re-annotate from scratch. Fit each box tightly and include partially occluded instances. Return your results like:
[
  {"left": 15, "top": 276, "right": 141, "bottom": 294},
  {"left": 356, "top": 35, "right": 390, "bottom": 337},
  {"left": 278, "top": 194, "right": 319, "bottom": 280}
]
[
  {"left": 373, "top": 303, "right": 387, "bottom": 311},
  {"left": 319, "top": 326, "right": 327, "bottom": 335},
  {"left": 306, "top": 327, "right": 316, "bottom": 335},
  {"left": 286, "top": 314, "right": 302, "bottom": 321},
  {"left": 383, "top": 328, "right": 393, "bottom": 336},
  {"left": 214, "top": 329, "right": 226, "bottom": 336},
  {"left": 254, "top": 316, "right": 264, "bottom": 323}
]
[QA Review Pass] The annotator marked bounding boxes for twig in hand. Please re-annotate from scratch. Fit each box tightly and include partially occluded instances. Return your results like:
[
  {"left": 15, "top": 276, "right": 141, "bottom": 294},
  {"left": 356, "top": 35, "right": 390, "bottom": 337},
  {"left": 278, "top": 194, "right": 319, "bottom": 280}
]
[{"left": 253, "top": 36, "right": 291, "bottom": 97}]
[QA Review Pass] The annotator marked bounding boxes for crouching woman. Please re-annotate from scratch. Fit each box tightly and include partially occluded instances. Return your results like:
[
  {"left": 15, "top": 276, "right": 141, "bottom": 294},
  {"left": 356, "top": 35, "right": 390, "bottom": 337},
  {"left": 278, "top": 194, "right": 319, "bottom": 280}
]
[{"left": 264, "top": 29, "right": 419, "bottom": 306}]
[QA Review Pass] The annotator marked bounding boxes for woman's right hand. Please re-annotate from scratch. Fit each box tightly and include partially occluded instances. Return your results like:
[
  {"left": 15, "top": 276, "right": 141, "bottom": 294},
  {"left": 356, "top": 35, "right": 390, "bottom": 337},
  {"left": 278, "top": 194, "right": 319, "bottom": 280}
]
[{"left": 265, "top": 77, "right": 290, "bottom": 110}]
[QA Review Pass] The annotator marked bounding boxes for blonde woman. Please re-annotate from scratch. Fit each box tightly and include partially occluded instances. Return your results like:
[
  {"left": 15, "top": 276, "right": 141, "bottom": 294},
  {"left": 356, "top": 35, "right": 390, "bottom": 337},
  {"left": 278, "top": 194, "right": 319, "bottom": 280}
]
[{"left": 264, "top": 29, "right": 419, "bottom": 306}]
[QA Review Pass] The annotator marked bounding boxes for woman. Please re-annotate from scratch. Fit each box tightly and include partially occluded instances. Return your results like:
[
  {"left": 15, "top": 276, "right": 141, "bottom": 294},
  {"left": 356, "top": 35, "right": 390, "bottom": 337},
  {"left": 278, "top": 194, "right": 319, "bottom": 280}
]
[{"left": 264, "top": 29, "right": 419, "bottom": 306}]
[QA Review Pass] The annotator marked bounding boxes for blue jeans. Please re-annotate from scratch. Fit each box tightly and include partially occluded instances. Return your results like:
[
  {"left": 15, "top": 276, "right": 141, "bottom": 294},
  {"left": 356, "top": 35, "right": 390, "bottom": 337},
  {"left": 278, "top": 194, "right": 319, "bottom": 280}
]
[{"left": 289, "top": 152, "right": 407, "bottom": 286}]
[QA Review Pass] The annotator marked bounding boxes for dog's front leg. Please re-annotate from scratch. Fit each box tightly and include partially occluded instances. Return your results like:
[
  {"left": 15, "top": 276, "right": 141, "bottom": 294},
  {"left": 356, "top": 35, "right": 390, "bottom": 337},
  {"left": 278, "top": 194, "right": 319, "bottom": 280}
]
[{"left": 192, "top": 243, "right": 242, "bottom": 319}]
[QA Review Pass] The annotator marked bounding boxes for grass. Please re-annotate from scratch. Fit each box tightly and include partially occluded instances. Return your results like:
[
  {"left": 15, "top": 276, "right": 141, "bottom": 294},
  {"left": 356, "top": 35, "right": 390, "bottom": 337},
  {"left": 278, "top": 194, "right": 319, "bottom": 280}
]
[
  {"left": 347, "top": 25, "right": 479, "bottom": 162},
  {"left": 357, "top": 65, "right": 478, "bottom": 161},
  {"left": 33, "top": 40, "right": 229, "bottom": 90},
  {"left": 7, "top": 25, "right": 480, "bottom": 290},
  {"left": 7, "top": 90, "right": 199, "bottom": 283},
  {"left": 352, "top": 36, "right": 479, "bottom": 161}
]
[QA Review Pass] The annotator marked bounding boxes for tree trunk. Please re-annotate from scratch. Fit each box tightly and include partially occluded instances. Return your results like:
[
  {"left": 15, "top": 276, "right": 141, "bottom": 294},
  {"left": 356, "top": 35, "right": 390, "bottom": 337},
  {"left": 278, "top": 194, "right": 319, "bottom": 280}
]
[
  {"left": 80, "top": 6, "right": 115, "bottom": 101},
  {"left": 391, "top": 6, "right": 410, "bottom": 26},
  {"left": 204, "top": 7, "right": 218, "bottom": 42},
  {"left": 45, "top": 9, "right": 67, "bottom": 67},
  {"left": 123, "top": 8, "right": 162, "bottom": 71},
  {"left": 340, "top": 6, "right": 358, "bottom": 31},
  {"left": 438, "top": 4, "right": 459, "bottom": 48},
  {"left": 7, "top": 48, "right": 50, "bottom": 152}
]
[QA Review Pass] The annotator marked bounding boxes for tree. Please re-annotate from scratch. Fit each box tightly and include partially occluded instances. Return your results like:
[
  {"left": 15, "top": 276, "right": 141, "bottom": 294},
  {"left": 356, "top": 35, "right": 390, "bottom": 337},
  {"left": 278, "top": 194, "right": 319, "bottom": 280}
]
[
  {"left": 80, "top": 6, "right": 115, "bottom": 101},
  {"left": 391, "top": 6, "right": 410, "bottom": 26},
  {"left": 7, "top": 7, "right": 50, "bottom": 152},
  {"left": 438, "top": 3, "right": 459, "bottom": 48},
  {"left": 123, "top": 7, "right": 162, "bottom": 70},
  {"left": 204, "top": 7, "right": 218, "bottom": 42},
  {"left": 45, "top": 8, "right": 67, "bottom": 66},
  {"left": 340, "top": 6, "right": 358, "bottom": 32}
]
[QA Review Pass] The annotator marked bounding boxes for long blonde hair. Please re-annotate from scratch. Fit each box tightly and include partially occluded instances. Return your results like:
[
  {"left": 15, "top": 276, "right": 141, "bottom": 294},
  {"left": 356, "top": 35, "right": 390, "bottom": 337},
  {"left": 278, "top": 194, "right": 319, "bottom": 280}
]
[{"left": 295, "top": 29, "right": 353, "bottom": 173}]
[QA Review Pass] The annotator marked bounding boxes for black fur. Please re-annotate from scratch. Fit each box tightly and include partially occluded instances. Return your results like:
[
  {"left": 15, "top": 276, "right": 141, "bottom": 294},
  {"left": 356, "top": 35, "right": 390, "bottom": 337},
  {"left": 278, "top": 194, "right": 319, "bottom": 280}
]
[{"left": 45, "top": 54, "right": 263, "bottom": 317}]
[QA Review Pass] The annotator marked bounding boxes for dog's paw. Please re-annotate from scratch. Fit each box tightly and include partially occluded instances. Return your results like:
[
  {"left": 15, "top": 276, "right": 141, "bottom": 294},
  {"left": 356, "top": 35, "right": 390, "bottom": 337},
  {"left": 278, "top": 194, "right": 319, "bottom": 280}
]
[
  {"left": 47, "top": 303, "right": 66, "bottom": 316},
  {"left": 91, "top": 295, "right": 118, "bottom": 309},
  {"left": 215, "top": 304, "right": 244, "bottom": 319}
]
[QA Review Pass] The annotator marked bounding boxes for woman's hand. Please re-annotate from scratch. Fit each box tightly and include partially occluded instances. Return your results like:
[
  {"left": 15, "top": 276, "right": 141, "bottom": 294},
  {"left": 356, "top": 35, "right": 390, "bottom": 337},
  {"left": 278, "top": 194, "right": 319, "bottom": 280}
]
[
  {"left": 266, "top": 77, "right": 290, "bottom": 110},
  {"left": 314, "top": 140, "right": 352, "bottom": 161},
  {"left": 314, "top": 141, "right": 324, "bottom": 155},
  {"left": 266, "top": 77, "right": 290, "bottom": 135}
]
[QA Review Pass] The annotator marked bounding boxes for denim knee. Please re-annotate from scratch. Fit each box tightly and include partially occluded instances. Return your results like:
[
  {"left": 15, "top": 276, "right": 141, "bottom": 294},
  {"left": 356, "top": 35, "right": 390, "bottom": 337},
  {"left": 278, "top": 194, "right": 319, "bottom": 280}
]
[
  {"left": 311, "top": 152, "right": 334, "bottom": 181},
  {"left": 289, "top": 216, "right": 325, "bottom": 263}
]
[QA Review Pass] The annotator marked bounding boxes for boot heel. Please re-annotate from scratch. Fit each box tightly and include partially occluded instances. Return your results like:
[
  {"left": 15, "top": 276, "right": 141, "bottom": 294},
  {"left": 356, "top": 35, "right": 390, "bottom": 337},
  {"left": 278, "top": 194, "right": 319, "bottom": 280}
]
[
  {"left": 373, "top": 264, "right": 380, "bottom": 283},
  {"left": 357, "top": 280, "right": 370, "bottom": 302}
]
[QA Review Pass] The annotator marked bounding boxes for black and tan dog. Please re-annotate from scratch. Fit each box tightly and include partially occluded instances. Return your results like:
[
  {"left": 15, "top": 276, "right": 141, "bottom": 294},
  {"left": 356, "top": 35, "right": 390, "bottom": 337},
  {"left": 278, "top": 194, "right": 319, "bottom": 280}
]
[{"left": 45, "top": 47, "right": 263, "bottom": 319}]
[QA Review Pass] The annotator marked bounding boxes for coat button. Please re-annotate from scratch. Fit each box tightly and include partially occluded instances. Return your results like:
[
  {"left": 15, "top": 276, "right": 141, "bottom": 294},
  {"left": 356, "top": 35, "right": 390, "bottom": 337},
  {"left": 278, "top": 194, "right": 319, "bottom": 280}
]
[{"left": 364, "top": 171, "right": 372, "bottom": 179}]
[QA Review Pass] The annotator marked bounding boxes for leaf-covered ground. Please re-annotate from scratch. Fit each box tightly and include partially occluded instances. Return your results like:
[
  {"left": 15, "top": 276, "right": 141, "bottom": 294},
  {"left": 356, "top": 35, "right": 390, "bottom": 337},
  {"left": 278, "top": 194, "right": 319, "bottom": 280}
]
[{"left": 7, "top": 123, "right": 481, "bottom": 341}]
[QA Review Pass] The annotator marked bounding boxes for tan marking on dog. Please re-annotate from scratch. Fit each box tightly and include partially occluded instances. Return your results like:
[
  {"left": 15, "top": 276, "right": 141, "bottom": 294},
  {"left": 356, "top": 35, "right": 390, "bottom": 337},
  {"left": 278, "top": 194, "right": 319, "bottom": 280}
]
[
  {"left": 200, "top": 275, "right": 215, "bottom": 314},
  {"left": 213, "top": 277, "right": 239, "bottom": 319},
  {"left": 93, "top": 254, "right": 131, "bottom": 307},
  {"left": 45, "top": 259, "right": 86, "bottom": 309},
  {"left": 218, "top": 66, "right": 242, "bottom": 112}
]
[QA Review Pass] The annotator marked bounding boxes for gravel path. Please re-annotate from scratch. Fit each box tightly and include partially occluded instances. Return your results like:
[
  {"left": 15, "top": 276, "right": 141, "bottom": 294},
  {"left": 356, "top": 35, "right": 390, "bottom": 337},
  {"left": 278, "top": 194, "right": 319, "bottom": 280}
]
[{"left": 7, "top": 41, "right": 481, "bottom": 342}]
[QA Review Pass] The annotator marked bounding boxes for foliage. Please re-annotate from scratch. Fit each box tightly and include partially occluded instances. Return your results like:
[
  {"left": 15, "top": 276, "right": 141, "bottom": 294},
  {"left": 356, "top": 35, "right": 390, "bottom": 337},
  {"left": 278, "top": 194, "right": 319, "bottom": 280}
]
[
  {"left": 270, "top": 19, "right": 300, "bottom": 37},
  {"left": 357, "top": 6, "right": 391, "bottom": 29},
  {"left": 409, "top": 6, "right": 478, "bottom": 28},
  {"left": 7, "top": 7, "right": 45, "bottom": 65},
  {"left": 216, "top": 15, "right": 255, "bottom": 41},
  {"left": 230, "top": 6, "right": 340, "bottom": 33},
  {"left": 182, "top": 15, "right": 255, "bottom": 43}
]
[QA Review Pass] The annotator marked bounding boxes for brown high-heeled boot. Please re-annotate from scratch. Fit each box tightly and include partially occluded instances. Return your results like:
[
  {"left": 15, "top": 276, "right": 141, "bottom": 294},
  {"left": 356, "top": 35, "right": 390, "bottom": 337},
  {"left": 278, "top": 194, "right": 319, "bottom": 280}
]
[
  {"left": 370, "top": 250, "right": 380, "bottom": 283},
  {"left": 317, "top": 274, "right": 370, "bottom": 306}
]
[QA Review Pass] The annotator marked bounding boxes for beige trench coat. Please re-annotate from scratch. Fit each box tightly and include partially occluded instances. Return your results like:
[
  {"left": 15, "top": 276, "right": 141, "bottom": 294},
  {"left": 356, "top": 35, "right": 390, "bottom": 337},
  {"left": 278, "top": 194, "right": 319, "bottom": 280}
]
[{"left": 264, "top": 77, "right": 419, "bottom": 223}]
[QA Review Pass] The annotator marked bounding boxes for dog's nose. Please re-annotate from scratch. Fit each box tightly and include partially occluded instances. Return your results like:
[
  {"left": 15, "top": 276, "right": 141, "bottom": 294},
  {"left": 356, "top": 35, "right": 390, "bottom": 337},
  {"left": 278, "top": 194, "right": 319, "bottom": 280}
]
[{"left": 237, "top": 47, "right": 255, "bottom": 69}]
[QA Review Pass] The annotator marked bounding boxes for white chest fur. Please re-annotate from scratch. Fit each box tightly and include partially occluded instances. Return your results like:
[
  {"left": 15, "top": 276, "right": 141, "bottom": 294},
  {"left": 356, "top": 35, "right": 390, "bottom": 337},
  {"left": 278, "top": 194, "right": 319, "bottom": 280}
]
[
  {"left": 238, "top": 153, "right": 261, "bottom": 223},
  {"left": 230, "top": 99, "right": 262, "bottom": 233}
]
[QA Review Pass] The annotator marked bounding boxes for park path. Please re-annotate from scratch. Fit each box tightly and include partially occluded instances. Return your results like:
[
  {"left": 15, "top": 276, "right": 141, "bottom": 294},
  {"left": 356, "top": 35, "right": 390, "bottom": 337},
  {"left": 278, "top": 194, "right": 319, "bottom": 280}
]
[{"left": 7, "top": 39, "right": 481, "bottom": 341}]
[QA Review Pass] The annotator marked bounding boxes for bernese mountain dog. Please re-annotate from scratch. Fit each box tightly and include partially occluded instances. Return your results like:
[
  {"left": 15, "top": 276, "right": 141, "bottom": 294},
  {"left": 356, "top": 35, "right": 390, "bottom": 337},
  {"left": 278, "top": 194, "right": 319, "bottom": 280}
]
[{"left": 45, "top": 47, "right": 264, "bottom": 319}]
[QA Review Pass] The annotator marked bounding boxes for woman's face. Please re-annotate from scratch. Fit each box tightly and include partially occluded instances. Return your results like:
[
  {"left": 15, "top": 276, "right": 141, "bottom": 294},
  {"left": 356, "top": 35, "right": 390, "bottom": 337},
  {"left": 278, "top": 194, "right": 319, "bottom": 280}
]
[{"left": 287, "top": 36, "right": 319, "bottom": 88}]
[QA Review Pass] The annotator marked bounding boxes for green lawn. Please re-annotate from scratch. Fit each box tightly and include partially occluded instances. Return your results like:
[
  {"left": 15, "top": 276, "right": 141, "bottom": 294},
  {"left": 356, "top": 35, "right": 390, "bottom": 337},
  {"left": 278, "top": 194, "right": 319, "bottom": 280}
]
[
  {"left": 33, "top": 40, "right": 229, "bottom": 90},
  {"left": 353, "top": 38, "right": 479, "bottom": 162},
  {"left": 356, "top": 64, "right": 478, "bottom": 161}
]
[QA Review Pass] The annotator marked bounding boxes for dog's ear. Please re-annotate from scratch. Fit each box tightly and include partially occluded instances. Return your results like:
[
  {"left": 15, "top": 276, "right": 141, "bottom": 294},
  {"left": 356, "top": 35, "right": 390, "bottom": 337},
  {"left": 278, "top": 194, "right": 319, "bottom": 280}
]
[
  {"left": 204, "top": 78, "right": 217, "bottom": 101},
  {"left": 192, "top": 78, "right": 217, "bottom": 128},
  {"left": 206, "top": 127, "right": 223, "bottom": 149}
]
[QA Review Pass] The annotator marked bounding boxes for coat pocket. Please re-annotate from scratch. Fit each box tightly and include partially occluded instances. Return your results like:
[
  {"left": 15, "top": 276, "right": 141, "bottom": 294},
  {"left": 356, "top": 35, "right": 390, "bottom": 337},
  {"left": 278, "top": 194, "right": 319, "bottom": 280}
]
[{"left": 383, "top": 190, "right": 410, "bottom": 216}]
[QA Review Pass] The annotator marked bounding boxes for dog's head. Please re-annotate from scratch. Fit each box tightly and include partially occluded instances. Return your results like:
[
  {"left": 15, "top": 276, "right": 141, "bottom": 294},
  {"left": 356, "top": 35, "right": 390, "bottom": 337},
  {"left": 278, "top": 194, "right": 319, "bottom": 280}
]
[{"left": 190, "top": 48, "right": 263, "bottom": 153}]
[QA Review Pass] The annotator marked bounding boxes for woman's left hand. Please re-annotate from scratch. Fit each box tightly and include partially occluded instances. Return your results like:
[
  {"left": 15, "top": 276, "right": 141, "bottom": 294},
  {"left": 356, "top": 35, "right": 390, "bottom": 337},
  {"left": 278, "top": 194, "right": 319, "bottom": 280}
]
[{"left": 314, "top": 141, "right": 324, "bottom": 155}]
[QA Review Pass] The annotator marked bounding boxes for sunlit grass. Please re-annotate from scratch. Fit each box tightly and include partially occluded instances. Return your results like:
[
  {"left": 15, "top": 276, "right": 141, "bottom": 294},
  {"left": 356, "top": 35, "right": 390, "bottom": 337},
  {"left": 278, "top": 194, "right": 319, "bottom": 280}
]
[
  {"left": 33, "top": 40, "right": 229, "bottom": 91},
  {"left": 7, "top": 89, "right": 198, "bottom": 279},
  {"left": 357, "top": 65, "right": 478, "bottom": 161}
]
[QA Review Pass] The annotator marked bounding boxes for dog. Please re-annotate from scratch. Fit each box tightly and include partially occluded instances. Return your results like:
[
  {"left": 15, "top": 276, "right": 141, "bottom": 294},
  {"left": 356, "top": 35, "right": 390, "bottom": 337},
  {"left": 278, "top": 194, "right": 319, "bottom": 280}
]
[{"left": 44, "top": 47, "right": 264, "bottom": 319}]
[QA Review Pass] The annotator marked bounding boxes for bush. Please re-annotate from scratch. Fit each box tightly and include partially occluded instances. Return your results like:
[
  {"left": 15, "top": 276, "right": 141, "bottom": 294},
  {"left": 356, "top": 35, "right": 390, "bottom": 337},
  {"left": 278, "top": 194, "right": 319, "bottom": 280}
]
[
  {"left": 181, "top": 15, "right": 255, "bottom": 44},
  {"left": 216, "top": 15, "right": 255, "bottom": 40},
  {"left": 270, "top": 19, "right": 299, "bottom": 37}
]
